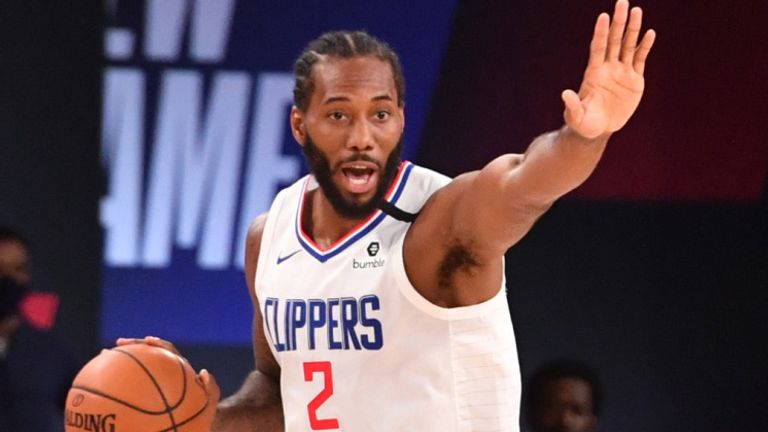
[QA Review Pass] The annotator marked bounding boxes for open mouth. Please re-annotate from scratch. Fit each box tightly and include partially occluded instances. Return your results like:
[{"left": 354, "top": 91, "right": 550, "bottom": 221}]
[
  {"left": 340, "top": 164, "right": 378, "bottom": 194},
  {"left": 343, "top": 166, "right": 373, "bottom": 184}
]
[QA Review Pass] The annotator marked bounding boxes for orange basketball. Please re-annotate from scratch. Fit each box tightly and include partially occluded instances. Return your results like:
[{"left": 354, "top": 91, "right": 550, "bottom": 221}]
[{"left": 64, "top": 343, "right": 210, "bottom": 432}]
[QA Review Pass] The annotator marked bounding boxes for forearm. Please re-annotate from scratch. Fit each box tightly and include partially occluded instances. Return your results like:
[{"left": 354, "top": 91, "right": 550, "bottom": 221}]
[
  {"left": 211, "top": 371, "right": 284, "bottom": 432},
  {"left": 513, "top": 125, "right": 609, "bottom": 205}
]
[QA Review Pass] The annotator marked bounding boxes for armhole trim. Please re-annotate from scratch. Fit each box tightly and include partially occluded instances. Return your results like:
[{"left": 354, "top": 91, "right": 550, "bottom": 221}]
[{"left": 392, "top": 229, "right": 508, "bottom": 321}]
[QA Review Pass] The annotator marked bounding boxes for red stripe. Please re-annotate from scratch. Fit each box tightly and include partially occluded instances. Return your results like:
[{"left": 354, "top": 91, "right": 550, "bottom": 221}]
[{"left": 298, "top": 161, "right": 408, "bottom": 253}]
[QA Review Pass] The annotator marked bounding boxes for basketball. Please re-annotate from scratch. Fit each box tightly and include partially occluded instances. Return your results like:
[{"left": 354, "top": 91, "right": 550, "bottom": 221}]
[{"left": 64, "top": 343, "right": 210, "bottom": 432}]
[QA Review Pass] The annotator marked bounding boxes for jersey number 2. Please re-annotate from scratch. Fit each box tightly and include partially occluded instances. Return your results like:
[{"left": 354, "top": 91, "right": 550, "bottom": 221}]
[{"left": 303, "top": 361, "right": 340, "bottom": 430}]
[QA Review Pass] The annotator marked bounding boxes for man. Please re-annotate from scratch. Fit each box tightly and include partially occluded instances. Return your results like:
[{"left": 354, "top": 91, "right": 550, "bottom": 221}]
[
  {"left": 0, "top": 227, "right": 80, "bottom": 432},
  {"left": 0, "top": 227, "right": 32, "bottom": 286},
  {"left": 526, "top": 359, "right": 602, "bottom": 432},
  {"left": 136, "top": 1, "right": 654, "bottom": 430}
]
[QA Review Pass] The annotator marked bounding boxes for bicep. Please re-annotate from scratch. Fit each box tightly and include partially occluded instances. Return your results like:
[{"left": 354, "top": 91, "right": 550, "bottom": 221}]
[
  {"left": 404, "top": 160, "right": 542, "bottom": 306},
  {"left": 450, "top": 128, "right": 608, "bottom": 257},
  {"left": 451, "top": 154, "right": 550, "bottom": 257}
]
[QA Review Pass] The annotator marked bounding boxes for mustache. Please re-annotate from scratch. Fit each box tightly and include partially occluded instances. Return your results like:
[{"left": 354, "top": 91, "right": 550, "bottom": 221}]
[{"left": 334, "top": 153, "right": 383, "bottom": 171}]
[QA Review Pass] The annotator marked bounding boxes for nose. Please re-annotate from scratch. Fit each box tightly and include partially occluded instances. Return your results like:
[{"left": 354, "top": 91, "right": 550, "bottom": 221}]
[{"left": 346, "top": 118, "right": 374, "bottom": 151}]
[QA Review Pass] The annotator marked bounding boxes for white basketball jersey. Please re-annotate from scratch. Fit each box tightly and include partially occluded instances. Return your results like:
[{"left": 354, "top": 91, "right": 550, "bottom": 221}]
[{"left": 255, "top": 161, "right": 521, "bottom": 431}]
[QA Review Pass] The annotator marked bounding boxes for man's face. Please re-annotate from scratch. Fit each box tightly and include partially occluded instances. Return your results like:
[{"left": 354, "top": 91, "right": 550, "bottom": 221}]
[
  {"left": 292, "top": 56, "right": 405, "bottom": 219},
  {"left": 302, "top": 132, "right": 402, "bottom": 219},
  {"left": 532, "top": 378, "right": 597, "bottom": 432},
  {"left": 0, "top": 240, "right": 31, "bottom": 285}
]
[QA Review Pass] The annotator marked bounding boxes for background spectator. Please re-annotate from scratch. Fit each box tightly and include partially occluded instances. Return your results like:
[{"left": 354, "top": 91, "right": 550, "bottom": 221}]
[
  {"left": 527, "top": 359, "right": 602, "bottom": 432},
  {"left": 0, "top": 227, "right": 81, "bottom": 432}
]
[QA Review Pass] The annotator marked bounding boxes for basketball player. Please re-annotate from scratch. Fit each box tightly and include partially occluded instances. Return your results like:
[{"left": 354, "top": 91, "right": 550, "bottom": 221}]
[{"left": 129, "top": 1, "right": 655, "bottom": 430}]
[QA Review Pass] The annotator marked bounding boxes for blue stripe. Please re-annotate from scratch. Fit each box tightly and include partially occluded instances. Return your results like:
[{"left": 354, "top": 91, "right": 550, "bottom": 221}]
[
  {"left": 297, "top": 162, "right": 414, "bottom": 263},
  {"left": 390, "top": 162, "right": 413, "bottom": 204}
]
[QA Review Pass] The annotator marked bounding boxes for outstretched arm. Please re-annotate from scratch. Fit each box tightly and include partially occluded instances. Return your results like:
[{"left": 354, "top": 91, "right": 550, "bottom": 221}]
[
  {"left": 461, "top": 0, "right": 657, "bottom": 254},
  {"left": 405, "top": 0, "right": 656, "bottom": 307},
  {"left": 212, "top": 215, "right": 284, "bottom": 431},
  {"left": 501, "top": 0, "right": 656, "bottom": 209}
]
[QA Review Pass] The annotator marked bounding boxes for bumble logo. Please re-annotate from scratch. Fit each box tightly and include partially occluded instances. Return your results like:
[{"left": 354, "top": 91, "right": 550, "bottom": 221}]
[
  {"left": 367, "top": 242, "right": 380, "bottom": 257},
  {"left": 354, "top": 242, "right": 385, "bottom": 269}
]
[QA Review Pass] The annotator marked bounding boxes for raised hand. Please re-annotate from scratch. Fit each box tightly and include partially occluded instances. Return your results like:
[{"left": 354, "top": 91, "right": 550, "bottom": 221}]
[{"left": 562, "top": 0, "right": 656, "bottom": 139}]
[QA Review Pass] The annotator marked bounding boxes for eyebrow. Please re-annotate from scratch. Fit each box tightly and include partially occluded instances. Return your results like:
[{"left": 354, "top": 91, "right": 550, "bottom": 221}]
[{"left": 322, "top": 94, "right": 394, "bottom": 105}]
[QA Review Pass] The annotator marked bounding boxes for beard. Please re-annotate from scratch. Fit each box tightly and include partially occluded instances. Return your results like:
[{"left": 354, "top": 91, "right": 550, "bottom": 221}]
[{"left": 301, "top": 133, "right": 403, "bottom": 219}]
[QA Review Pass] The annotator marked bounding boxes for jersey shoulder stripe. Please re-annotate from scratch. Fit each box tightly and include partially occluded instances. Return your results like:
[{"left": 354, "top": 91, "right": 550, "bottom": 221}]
[{"left": 295, "top": 161, "right": 414, "bottom": 263}]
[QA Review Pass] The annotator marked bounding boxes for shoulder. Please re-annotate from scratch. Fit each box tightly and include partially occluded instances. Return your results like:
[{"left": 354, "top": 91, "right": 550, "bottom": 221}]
[
  {"left": 244, "top": 213, "right": 269, "bottom": 301},
  {"left": 246, "top": 213, "right": 269, "bottom": 250},
  {"left": 386, "top": 162, "right": 452, "bottom": 216},
  {"left": 402, "top": 170, "right": 476, "bottom": 263},
  {"left": 405, "top": 163, "right": 452, "bottom": 191},
  {"left": 416, "top": 170, "right": 477, "bottom": 217},
  {"left": 403, "top": 169, "right": 506, "bottom": 307}
]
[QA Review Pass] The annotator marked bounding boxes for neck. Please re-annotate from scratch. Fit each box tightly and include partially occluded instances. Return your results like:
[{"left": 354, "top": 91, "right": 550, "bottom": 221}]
[{"left": 302, "top": 189, "right": 371, "bottom": 249}]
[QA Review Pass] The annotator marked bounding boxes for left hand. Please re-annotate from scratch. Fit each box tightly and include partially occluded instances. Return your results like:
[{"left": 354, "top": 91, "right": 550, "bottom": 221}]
[
  {"left": 116, "top": 335, "right": 183, "bottom": 355},
  {"left": 116, "top": 336, "right": 221, "bottom": 431},
  {"left": 562, "top": 0, "right": 656, "bottom": 139}
]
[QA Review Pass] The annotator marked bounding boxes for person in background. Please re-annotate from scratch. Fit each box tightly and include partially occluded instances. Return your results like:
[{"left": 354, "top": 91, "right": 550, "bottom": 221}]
[
  {"left": 526, "top": 359, "right": 602, "bottom": 432},
  {"left": 0, "top": 226, "right": 80, "bottom": 432}
]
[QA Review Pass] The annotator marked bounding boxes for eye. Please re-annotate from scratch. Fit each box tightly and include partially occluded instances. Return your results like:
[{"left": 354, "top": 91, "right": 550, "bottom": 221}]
[
  {"left": 328, "top": 111, "right": 346, "bottom": 121},
  {"left": 375, "top": 110, "right": 391, "bottom": 120}
]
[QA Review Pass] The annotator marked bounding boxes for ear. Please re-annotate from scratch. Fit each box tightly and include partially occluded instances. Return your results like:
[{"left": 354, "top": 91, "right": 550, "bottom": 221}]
[
  {"left": 290, "top": 106, "right": 306, "bottom": 145},
  {"left": 399, "top": 106, "right": 405, "bottom": 134}
]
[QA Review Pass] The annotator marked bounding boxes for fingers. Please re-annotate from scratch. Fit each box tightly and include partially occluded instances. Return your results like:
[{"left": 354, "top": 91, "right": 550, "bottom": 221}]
[
  {"left": 606, "top": 0, "right": 629, "bottom": 61},
  {"left": 115, "top": 335, "right": 182, "bottom": 356},
  {"left": 199, "top": 369, "right": 221, "bottom": 400},
  {"left": 143, "top": 336, "right": 182, "bottom": 355},
  {"left": 197, "top": 369, "right": 221, "bottom": 430},
  {"left": 561, "top": 89, "right": 584, "bottom": 127},
  {"left": 633, "top": 29, "right": 656, "bottom": 75},
  {"left": 621, "top": 7, "right": 642, "bottom": 64},
  {"left": 199, "top": 369, "right": 221, "bottom": 420},
  {"left": 588, "top": 13, "right": 610, "bottom": 67},
  {"left": 592, "top": 1, "right": 656, "bottom": 68},
  {"left": 115, "top": 337, "right": 136, "bottom": 347}
]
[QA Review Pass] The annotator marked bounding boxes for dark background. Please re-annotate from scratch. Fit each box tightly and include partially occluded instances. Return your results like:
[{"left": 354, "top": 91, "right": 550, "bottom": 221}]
[
  {"left": 1, "top": 0, "right": 766, "bottom": 430},
  {"left": 418, "top": 1, "right": 767, "bottom": 429},
  {"left": 0, "top": 0, "right": 103, "bottom": 361}
]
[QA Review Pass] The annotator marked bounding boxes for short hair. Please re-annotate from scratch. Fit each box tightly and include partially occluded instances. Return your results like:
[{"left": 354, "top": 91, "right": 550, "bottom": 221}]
[
  {"left": 0, "top": 226, "right": 29, "bottom": 249},
  {"left": 527, "top": 358, "right": 603, "bottom": 416},
  {"left": 292, "top": 30, "right": 406, "bottom": 112}
]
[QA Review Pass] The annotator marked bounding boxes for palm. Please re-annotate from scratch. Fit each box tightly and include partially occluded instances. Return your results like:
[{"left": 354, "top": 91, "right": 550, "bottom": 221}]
[{"left": 563, "top": 0, "right": 656, "bottom": 139}]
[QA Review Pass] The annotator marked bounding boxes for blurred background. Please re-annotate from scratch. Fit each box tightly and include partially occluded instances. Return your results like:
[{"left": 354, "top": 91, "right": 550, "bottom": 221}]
[{"left": 1, "top": 0, "right": 765, "bottom": 430}]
